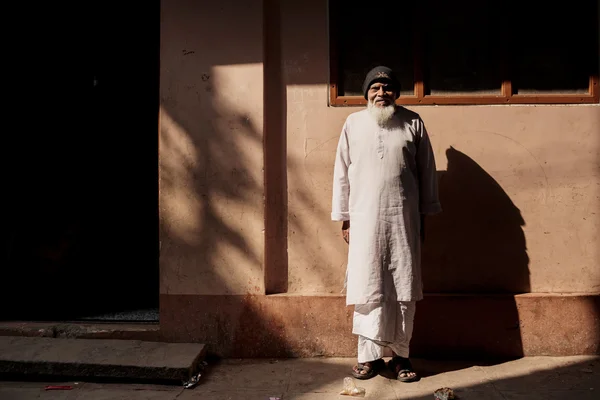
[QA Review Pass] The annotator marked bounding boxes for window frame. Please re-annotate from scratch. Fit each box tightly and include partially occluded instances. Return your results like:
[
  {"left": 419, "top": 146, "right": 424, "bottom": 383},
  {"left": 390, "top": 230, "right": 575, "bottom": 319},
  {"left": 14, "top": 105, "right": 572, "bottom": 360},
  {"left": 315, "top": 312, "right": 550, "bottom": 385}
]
[{"left": 328, "top": 1, "right": 600, "bottom": 106}]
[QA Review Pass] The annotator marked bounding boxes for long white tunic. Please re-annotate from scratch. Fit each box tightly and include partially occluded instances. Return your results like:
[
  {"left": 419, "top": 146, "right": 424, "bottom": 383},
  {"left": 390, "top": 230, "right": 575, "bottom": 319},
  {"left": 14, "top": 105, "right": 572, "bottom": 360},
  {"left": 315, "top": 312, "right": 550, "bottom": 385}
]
[{"left": 331, "top": 106, "right": 441, "bottom": 305}]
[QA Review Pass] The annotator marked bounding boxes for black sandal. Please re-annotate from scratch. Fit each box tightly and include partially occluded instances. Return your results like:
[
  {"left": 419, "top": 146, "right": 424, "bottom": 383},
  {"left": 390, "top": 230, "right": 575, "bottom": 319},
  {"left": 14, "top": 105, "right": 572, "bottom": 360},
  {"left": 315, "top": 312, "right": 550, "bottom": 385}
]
[
  {"left": 388, "top": 356, "right": 420, "bottom": 382},
  {"left": 351, "top": 358, "right": 385, "bottom": 380}
]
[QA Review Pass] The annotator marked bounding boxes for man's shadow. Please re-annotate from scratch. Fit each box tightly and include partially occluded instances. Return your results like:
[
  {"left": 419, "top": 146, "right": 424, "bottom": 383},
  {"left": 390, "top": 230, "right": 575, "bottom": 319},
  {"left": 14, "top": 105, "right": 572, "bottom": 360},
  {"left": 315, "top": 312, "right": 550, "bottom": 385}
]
[{"left": 411, "top": 147, "right": 530, "bottom": 368}]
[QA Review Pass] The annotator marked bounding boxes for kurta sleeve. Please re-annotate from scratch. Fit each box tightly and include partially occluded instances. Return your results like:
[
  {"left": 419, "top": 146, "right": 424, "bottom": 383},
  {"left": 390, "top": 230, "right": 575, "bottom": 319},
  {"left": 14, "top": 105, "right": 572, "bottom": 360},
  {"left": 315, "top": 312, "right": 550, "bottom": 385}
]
[
  {"left": 331, "top": 122, "right": 351, "bottom": 221},
  {"left": 416, "top": 119, "right": 442, "bottom": 215}
]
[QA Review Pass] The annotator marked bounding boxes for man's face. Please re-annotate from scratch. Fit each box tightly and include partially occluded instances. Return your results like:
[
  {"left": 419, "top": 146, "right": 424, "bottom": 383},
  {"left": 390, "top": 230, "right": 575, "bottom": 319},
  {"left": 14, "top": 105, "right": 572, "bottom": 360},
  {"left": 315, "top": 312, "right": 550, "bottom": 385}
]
[{"left": 367, "top": 81, "right": 396, "bottom": 107}]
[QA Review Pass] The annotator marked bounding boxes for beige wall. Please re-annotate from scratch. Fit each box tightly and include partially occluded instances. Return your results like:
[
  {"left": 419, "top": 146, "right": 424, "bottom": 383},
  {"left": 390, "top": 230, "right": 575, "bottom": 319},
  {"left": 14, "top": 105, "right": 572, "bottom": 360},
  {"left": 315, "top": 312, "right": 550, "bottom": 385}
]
[
  {"left": 282, "top": 0, "right": 600, "bottom": 295},
  {"left": 286, "top": 101, "right": 600, "bottom": 294},
  {"left": 156, "top": 0, "right": 599, "bottom": 358},
  {"left": 159, "top": 0, "right": 265, "bottom": 295},
  {"left": 159, "top": 0, "right": 599, "bottom": 298}
]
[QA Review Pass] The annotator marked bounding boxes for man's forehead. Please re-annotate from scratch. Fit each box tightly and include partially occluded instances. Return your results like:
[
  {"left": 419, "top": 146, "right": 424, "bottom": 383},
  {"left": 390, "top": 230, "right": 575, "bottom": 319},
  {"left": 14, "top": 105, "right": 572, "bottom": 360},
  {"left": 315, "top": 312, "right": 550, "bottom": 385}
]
[{"left": 370, "top": 81, "right": 392, "bottom": 87}]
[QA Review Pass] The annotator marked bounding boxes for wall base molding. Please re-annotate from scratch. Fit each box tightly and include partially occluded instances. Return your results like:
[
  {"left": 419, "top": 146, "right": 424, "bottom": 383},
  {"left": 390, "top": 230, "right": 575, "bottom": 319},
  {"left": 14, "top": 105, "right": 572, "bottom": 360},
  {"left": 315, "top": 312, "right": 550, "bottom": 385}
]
[{"left": 159, "top": 293, "right": 600, "bottom": 358}]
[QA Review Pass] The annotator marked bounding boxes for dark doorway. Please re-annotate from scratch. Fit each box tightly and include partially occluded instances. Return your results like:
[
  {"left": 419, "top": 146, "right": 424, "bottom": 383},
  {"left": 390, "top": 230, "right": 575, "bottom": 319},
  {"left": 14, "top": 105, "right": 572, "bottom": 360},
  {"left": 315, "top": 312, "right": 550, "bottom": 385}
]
[{"left": 2, "top": 2, "right": 160, "bottom": 321}]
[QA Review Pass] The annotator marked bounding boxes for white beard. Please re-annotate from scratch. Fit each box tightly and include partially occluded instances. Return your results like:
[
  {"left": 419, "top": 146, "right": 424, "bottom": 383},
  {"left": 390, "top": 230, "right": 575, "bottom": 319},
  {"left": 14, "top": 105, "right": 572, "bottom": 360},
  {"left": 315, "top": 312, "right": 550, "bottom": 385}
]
[{"left": 367, "top": 99, "right": 396, "bottom": 127}]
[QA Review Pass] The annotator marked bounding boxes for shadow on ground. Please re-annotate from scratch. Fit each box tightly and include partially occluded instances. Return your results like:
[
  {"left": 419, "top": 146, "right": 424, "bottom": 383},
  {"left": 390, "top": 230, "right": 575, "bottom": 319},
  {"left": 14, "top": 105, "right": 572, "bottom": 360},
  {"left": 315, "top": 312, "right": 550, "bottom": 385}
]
[
  {"left": 189, "top": 356, "right": 599, "bottom": 399},
  {"left": 0, "top": 356, "right": 597, "bottom": 399}
]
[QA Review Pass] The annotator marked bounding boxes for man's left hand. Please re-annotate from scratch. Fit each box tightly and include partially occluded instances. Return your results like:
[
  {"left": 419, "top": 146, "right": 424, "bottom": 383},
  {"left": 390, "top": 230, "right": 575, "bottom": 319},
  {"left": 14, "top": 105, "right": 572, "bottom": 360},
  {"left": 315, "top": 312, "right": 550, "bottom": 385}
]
[{"left": 342, "top": 220, "right": 350, "bottom": 244}]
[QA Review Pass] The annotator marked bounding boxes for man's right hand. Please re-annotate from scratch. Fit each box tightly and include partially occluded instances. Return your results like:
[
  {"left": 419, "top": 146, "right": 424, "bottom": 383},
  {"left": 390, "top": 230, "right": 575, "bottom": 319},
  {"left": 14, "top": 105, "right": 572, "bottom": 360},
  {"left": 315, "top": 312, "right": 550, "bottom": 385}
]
[{"left": 342, "top": 220, "right": 350, "bottom": 244}]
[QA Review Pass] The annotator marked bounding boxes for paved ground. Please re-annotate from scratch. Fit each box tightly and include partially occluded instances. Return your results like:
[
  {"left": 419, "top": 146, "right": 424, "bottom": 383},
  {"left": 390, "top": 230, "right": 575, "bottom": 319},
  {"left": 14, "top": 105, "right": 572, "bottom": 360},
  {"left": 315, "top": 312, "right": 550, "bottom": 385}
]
[{"left": 1, "top": 355, "right": 598, "bottom": 399}]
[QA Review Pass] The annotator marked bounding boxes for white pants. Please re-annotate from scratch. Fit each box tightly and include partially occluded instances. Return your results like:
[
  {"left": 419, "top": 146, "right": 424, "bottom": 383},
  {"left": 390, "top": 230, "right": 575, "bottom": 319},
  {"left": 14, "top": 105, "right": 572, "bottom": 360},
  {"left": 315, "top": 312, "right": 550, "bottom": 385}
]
[{"left": 353, "top": 301, "right": 416, "bottom": 363}]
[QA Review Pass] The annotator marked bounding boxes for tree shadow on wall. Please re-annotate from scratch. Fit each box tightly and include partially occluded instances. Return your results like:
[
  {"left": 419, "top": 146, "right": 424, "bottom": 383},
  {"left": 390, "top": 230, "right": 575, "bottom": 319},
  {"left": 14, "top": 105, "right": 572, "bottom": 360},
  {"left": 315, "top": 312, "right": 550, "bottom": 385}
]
[
  {"left": 413, "top": 146, "right": 530, "bottom": 359},
  {"left": 159, "top": 75, "right": 343, "bottom": 357},
  {"left": 159, "top": 69, "right": 348, "bottom": 356}
]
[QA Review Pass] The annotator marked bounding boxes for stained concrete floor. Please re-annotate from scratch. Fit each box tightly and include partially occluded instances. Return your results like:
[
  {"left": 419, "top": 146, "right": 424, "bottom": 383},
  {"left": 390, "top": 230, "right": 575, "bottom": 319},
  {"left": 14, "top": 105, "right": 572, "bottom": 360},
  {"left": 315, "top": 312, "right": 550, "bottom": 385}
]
[{"left": 1, "top": 355, "right": 598, "bottom": 399}]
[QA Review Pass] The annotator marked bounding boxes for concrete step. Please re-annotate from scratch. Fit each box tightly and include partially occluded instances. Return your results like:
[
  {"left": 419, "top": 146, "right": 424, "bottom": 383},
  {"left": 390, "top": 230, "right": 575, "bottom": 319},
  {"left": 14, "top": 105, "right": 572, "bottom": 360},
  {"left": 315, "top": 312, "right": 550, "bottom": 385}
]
[{"left": 0, "top": 336, "right": 207, "bottom": 383}]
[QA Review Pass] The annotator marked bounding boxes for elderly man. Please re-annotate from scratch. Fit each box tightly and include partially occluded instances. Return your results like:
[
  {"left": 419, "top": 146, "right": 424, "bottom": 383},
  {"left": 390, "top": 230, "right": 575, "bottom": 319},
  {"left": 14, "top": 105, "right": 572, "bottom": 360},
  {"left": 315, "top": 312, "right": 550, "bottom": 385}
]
[{"left": 331, "top": 66, "right": 441, "bottom": 382}]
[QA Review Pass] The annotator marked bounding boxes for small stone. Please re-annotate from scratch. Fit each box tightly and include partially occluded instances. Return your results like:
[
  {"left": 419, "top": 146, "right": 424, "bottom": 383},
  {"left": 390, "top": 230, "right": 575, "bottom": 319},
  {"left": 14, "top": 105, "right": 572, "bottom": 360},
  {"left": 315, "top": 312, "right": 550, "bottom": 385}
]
[{"left": 434, "top": 387, "right": 455, "bottom": 400}]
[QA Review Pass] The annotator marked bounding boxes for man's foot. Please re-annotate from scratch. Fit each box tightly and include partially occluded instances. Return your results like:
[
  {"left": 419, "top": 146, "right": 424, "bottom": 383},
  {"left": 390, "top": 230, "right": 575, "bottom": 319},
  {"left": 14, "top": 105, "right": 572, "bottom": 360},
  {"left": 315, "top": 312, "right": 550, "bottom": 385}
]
[
  {"left": 388, "top": 356, "right": 420, "bottom": 382},
  {"left": 351, "top": 358, "right": 385, "bottom": 380}
]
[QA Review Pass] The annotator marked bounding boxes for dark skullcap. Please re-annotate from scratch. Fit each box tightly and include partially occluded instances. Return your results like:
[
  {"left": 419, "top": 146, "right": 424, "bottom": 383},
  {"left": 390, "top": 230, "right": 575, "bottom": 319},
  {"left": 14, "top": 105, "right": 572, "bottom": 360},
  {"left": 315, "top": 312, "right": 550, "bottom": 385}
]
[{"left": 362, "top": 66, "right": 401, "bottom": 99}]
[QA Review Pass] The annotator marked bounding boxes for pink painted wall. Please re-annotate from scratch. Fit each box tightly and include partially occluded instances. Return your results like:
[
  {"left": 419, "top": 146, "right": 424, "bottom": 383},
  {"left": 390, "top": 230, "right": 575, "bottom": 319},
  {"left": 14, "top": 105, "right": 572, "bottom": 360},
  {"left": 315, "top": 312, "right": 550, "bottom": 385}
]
[
  {"left": 159, "top": 0, "right": 265, "bottom": 295},
  {"left": 281, "top": 0, "right": 600, "bottom": 295},
  {"left": 159, "top": 0, "right": 600, "bottom": 298}
]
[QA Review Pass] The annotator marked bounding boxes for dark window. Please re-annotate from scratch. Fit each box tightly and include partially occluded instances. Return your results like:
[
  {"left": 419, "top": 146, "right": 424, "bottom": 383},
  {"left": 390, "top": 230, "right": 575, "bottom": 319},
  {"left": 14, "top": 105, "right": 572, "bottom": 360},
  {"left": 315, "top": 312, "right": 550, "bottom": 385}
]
[{"left": 329, "top": 0, "right": 599, "bottom": 105}]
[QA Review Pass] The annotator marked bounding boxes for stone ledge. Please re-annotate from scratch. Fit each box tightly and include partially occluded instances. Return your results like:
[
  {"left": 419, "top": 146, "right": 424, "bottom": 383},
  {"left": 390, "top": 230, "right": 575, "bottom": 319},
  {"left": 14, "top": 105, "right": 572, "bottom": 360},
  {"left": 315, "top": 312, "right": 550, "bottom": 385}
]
[{"left": 0, "top": 322, "right": 159, "bottom": 341}]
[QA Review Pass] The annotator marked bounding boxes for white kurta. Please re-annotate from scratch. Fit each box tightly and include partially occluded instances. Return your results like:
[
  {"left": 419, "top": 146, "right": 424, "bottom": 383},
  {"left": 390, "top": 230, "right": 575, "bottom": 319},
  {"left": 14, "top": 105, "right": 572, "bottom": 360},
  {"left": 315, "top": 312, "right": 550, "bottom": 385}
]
[{"left": 331, "top": 106, "right": 441, "bottom": 305}]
